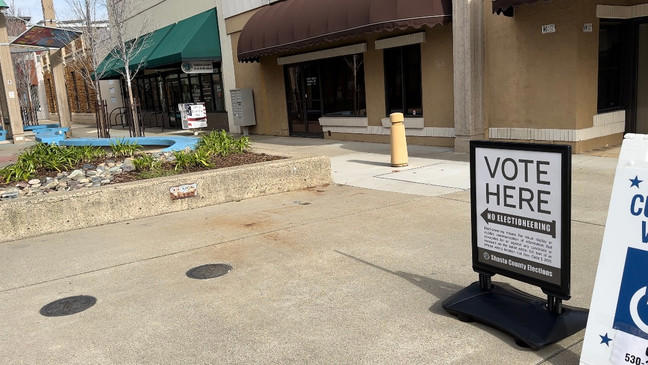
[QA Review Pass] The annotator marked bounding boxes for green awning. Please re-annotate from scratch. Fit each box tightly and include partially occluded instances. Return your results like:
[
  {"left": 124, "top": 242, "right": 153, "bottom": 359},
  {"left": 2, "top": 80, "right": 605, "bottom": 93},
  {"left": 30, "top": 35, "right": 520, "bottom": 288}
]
[
  {"left": 0, "top": 0, "right": 8, "bottom": 9},
  {"left": 96, "top": 8, "right": 221, "bottom": 80},
  {"left": 128, "top": 24, "right": 174, "bottom": 69},
  {"left": 95, "top": 51, "right": 122, "bottom": 79},
  {"left": 146, "top": 8, "right": 221, "bottom": 68}
]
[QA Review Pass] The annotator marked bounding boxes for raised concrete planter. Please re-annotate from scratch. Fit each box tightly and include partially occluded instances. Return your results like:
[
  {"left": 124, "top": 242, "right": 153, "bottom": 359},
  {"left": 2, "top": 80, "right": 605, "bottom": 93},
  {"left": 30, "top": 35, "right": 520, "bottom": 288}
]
[{"left": 0, "top": 156, "right": 331, "bottom": 243}]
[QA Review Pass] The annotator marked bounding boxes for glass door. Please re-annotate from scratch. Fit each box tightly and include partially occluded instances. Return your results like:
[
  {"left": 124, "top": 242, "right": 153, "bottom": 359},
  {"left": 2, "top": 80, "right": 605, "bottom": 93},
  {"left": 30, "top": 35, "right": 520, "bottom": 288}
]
[{"left": 284, "top": 63, "right": 323, "bottom": 137}]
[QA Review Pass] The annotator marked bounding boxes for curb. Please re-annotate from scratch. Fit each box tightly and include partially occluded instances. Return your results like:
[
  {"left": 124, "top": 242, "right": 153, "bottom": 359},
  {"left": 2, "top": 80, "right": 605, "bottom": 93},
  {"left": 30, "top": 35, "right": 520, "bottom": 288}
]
[{"left": 0, "top": 156, "right": 331, "bottom": 243}]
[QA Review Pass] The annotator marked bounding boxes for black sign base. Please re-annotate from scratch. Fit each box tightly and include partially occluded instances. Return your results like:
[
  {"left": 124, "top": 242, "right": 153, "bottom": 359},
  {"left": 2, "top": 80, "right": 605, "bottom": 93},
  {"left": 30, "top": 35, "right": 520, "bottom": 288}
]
[{"left": 442, "top": 282, "right": 588, "bottom": 350}]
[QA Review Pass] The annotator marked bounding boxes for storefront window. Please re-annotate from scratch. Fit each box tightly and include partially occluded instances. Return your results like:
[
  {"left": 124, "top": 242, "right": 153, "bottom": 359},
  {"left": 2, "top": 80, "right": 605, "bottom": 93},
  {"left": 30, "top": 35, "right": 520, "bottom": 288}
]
[
  {"left": 180, "top": 74, "right": 191, "bottom": 104},
  {"left": 190, "top": 75, "right": 202, "bottom": 104},
  {"left": 384, "top": 44, "right": 423, "bottom": 117},
  {"left": 598, "top": 22, "right": 632, "bottom": 112},
  {"left": 212, "top": 71, "right": 225, "bottom": 112},
  {"left": 320, "top": 55, "right": 366, "bottom": 117},
  {"left": 129, "top": 63, "right": 226, "bottom": 124}
]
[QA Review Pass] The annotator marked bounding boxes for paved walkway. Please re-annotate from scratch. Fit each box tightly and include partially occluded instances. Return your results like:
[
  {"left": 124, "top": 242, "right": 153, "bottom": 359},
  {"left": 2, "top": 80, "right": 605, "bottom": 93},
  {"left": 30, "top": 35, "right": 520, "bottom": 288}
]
[{"left": 0, "top": 133, "right": 621, "bottom": 364}]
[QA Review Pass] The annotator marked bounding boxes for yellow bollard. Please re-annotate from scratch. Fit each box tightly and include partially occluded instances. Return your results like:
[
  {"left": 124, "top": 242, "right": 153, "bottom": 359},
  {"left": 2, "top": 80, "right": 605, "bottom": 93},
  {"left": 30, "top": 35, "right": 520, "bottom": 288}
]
[{"left": 390, "top": 112, "right": 409, "bottom": 167}]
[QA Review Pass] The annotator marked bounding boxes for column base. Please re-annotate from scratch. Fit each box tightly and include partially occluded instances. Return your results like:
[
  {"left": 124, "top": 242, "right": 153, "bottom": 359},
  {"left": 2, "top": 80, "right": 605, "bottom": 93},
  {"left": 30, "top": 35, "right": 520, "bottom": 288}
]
[
  {"left": 454, "top": 134, "right": 484, "bottom": 153},
  {"left": 11, "top": 133, "right": 26, "bottom": 144}
]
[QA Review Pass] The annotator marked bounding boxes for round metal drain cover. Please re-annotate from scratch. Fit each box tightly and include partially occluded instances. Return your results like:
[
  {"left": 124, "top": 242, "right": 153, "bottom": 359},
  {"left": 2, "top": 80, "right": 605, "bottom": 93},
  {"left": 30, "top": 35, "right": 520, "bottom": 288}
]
[
  {"left": 186, "top": 264, "right": 232, "bottom": 280},
  {"left": 40, "top": 295, "right": 97, "bottom": 317}
]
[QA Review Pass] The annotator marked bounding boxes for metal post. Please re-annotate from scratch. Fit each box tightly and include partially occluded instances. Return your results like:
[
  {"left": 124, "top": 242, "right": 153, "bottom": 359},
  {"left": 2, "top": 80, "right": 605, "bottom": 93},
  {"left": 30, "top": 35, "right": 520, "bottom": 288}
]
[
  {"left": 547, "top": 295, "right": 563, "bottom": 315},
  {"left": 479, "top": 273, "right": 493, "bottom": 291}
]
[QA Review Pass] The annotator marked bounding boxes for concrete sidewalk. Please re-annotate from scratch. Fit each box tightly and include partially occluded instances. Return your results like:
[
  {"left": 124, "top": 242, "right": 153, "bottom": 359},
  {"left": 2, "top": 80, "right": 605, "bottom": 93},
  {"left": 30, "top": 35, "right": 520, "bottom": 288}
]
[{"left": 0, "top": 144, "right": 617, "bottom": 363}]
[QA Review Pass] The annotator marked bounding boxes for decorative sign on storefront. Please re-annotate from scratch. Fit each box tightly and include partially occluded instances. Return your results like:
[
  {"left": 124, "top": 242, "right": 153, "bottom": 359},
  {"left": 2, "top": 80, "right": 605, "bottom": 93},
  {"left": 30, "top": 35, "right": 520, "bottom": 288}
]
[
  {"left": 581, "top": 135, "right": 648, "bottom": 365},
  {"left": 181, "top": 61, "right": 214, "bottom": 74},
  {"left": 179, "top": 103, "right": 208, "bottom": 130},
  {"left": 443, "top": 141, "right": 587, "bottom": 350}
]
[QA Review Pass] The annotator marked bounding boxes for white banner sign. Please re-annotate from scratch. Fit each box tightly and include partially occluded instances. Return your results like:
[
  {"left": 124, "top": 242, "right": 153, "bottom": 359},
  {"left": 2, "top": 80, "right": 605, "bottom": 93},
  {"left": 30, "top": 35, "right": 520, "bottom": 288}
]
[{"left": 582, "top": 135, "right": 648, "bottom": 365}]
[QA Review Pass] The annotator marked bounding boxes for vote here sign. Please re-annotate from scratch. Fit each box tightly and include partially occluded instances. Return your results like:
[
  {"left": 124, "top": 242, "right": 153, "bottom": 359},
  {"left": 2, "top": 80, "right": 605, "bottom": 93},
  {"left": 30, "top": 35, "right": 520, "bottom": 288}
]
[
  {"left": 471, "top": 141, "right": 571, "bottom": 297},
  {"left": 582, "top": 135, "right": 648, "bottom": 365}
]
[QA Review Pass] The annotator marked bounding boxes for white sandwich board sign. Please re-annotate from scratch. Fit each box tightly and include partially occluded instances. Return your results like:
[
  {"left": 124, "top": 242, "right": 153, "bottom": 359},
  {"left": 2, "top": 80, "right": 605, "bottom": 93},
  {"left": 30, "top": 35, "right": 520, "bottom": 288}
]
[{"left": 582, "top": 135, "right": 648, "bottom": 364}]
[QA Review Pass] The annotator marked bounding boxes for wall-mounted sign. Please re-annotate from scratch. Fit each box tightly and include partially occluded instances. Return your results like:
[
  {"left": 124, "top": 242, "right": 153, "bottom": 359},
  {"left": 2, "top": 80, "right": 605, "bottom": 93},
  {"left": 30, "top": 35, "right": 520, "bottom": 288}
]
[
  {"left": 542, "top": 24, "right": 556, "bottom": 34},
  {"left": 584, "top": 23, "right": 593, "bottom": 33},
  {"left": 581, "top": 135, "right": 648, "bottom": 364},
  {"left": 473, "top": 141, "right": 570, "bottom": 295},
  {"left": 181, "top": 61, "right": 214, "bottom": 74},
  {"left": 179, "top": 103, "right": 208, "bottom": 130}
]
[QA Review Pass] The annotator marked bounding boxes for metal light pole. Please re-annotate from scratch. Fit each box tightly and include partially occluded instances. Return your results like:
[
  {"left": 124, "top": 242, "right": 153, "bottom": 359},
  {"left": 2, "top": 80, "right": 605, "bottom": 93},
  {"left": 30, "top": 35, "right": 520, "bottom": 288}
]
[{"left": 0, "top": 0, "right": 25, "bottom": 143}]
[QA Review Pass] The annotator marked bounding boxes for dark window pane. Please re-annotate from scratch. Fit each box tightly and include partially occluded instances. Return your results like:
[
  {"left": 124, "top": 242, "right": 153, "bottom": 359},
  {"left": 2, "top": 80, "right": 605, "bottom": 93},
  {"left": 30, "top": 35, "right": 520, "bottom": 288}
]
[
  {"left": 201, "top": 74, "right": 214, "bottom": 112},
  {"left": 320, "top": 54, "right": 366, "bottom": 117},
  {"left": 212, "top": 67, "right": 225, "bottom": 112},
  {"left": 403, "top": 45, "right": 422, "bottom": 116},
  {"left": 384, "top": 47, "right": 403, "bottom": 114},
  {"left": 384, "top": 44, "right": 422, "bottom": 117},
  {"left": 598, "top": 21, "right": 638, "bottom": 112},
  {"left": 190, "top": 75, "right": 202, "bottom": 103},
  {"left": 180, "top": 74, "right": 191, "bottom": 103}
]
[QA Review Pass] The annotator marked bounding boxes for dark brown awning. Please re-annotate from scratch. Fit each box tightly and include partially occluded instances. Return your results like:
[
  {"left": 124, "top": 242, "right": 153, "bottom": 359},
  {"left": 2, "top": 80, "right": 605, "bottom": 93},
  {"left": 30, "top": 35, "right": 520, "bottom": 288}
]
[
  {"left": 237, "top": 0, "right": 452, "bottom": 62},
  {"left": 493, "top": 0, "right": 545, "bottom": 16}
]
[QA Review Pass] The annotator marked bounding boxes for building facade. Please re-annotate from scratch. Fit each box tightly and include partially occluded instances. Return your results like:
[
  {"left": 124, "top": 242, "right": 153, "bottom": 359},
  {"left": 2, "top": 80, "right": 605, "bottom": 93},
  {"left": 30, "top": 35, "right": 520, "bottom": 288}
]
[
  {"left": 98, "top": 0, "right": 236, "bottom": 132},
  {"left": 97, "top": 0, "right": 648, "bottom": 153},
  {"left": 217, "top": 0, "right": 647, "bottom": 152},
  {"left": 39, "top": 19, "right": 123, "bottom": 126}
]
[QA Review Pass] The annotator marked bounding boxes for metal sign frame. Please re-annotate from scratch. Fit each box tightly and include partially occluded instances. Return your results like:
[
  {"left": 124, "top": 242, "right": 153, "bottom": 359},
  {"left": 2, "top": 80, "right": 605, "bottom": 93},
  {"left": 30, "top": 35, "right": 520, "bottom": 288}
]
[{"left": 470, "top": 140, "right": 572, "bottom": 299}]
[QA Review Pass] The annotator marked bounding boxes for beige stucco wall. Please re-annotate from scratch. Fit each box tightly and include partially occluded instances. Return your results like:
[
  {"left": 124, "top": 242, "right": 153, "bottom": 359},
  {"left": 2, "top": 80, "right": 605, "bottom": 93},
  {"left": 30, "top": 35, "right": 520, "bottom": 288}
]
[
  {"left": 228, "top": 21, "right": 289, "bottom": 136},
  {"left": 483, "top": 0, "right": 647, "bottom": 134},
  {"left": 124, "top": 0, "right": 218, "bottom": 37},
  {"left": 364, "top": 35, "right": 385, "bottom": 128},
  {"left": 421, "top": 25, "right": 455, "bottom": 128}
]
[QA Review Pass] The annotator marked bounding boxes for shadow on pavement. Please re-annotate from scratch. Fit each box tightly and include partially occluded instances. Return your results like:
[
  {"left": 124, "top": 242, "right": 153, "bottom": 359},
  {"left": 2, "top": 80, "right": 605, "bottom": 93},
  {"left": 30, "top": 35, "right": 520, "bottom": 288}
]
[
  {"left": 334, "top": 249, "right": 583, "bottom": 362},
  {"left": 347, "top": 160, "right": 394, "bottom": 167}
]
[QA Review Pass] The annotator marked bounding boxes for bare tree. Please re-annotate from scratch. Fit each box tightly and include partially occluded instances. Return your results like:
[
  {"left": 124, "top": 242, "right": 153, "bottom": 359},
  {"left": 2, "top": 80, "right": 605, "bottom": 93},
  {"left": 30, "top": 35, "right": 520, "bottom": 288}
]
[
  {"left": 64, "top": 0, "right": 112, "bottom": 137},
  {"left": 105, "top": 0, "right": 151, "bottom": 137},
  {"left": 12, "top": 53, "right": 38, "bottom": 125}
]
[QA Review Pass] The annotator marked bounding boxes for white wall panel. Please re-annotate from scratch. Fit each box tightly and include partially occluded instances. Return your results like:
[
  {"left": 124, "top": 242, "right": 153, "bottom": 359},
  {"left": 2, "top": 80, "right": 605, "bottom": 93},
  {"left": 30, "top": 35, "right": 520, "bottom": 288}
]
[{"left": 221, "top": 0, "right": 280, "bottom": 19}]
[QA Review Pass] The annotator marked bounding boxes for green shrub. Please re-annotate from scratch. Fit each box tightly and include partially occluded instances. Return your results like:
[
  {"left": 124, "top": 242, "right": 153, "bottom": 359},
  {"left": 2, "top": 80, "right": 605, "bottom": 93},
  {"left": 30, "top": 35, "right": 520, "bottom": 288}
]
[
  {"left": 196, "top": 130, "right": 250, "bottom": 157},
  {"left": 0, "top": 143, "right": 106, "bottom": 183},
  {"left": 173, "top": 151, "right": 197, "bottom": 171},
  {"left": 133, "top": 154, "right": 160, "bottom": 171},
  {"left": 110, "top": 139, "right": 141, "bottom": 158}
]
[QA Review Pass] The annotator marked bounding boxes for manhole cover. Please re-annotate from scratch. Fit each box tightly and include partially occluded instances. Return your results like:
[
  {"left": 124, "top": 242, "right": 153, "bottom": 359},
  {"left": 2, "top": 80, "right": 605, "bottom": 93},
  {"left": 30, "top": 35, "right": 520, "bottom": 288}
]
[
  {"left": 40, "top": 295, "right": 97, "bottom": 317},
  {"left": 186, "top": 264, "right": 232, "bottom": 280}
]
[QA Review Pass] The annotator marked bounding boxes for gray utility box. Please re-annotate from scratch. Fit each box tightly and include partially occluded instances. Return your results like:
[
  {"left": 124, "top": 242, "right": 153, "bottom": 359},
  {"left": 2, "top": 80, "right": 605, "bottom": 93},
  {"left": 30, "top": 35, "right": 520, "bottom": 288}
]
[{"left": 230, "top": 88, "right": 257, "bottom": 127}]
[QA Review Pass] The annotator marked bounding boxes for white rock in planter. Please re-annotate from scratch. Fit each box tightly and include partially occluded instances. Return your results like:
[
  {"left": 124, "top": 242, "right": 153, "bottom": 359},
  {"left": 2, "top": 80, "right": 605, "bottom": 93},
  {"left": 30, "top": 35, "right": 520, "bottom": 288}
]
[
  {"left": 68, "top": 170, "right": 85, "bottom": 180},
  {"left": 123, "top": 158, "right": 136, "bottom": 172}
]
